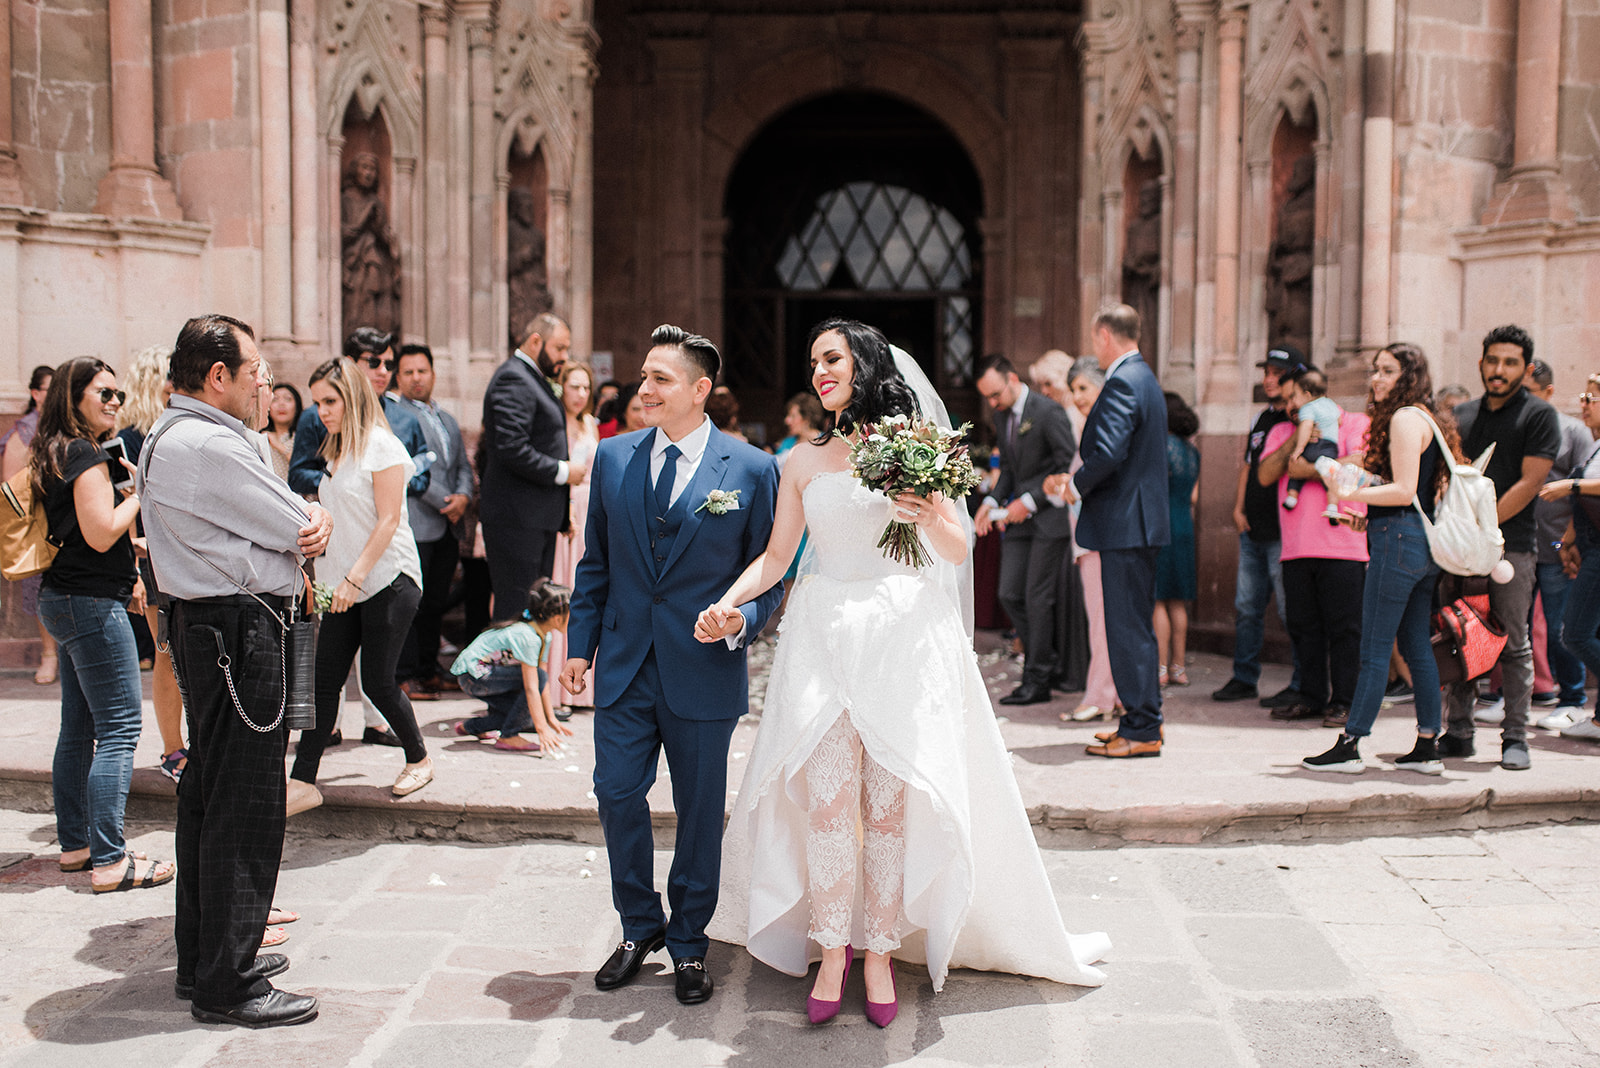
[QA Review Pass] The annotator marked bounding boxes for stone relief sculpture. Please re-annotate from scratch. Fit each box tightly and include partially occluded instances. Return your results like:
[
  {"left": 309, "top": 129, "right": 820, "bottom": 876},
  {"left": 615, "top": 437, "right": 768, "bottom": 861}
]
[
  {"left": 1265, "top": 155, "right": 1316, "bottom": 358},
  {"left": 341, "top": 152, "right": 401, "bottom": 336},
  {"left": 507, "top": 188, "right": 553, "bottom": 344},
  {"left": 1121, "top": 178, "right": 1163, "bottom": 362}
]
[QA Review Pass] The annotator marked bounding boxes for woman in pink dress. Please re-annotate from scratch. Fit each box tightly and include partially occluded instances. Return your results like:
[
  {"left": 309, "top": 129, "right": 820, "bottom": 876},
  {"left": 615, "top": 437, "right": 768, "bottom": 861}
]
[
  {"left": 549, "top": 362, "right": 599, "bottom": 712},
  {"left": 1045, "top": 357, "right": 1121, "bottom": 723}
]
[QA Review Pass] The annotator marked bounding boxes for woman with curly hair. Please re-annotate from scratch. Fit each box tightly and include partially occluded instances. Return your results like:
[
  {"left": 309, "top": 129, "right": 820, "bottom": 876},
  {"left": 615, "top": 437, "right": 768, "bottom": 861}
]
[
  {"left": 1303, "top": 342, "right": 1458, "bottom": 775},
  {"left": 115, "top": 344, "right": 187, "bottom": 782}
]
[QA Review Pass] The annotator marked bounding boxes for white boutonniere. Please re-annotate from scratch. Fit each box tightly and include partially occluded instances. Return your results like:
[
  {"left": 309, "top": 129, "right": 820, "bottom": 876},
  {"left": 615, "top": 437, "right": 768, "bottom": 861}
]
[
  {"left": 1018, "top": 419, "right": 1034, "bottom": 436},
  {"left": 695, "top": 489, "right": 741, "bottom": 515}
]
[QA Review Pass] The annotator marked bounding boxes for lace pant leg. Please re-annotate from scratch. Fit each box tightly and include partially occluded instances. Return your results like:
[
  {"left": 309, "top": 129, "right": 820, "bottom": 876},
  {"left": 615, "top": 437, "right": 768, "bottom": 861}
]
[
  {"left": 860, "top": 746, "right": 907, "bottom": 954},
  {"left": 805, "top": 712, "right": 861, "bottom": 950}
]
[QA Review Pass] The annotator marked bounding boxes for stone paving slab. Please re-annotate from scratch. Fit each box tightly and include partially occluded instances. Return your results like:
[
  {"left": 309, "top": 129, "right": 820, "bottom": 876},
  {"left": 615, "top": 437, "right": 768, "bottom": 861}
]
[
  {"left": 1, "top": 638, "right": 1598, "bottom": 845},
  {"left": 3, "top": 809, "right": 1599, "bottom": 1067}
]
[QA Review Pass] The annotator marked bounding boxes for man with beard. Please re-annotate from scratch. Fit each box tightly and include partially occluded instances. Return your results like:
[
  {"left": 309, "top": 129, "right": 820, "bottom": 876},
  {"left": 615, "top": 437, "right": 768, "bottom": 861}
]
[
  {"left": 480, "top": 312, "right": 583, "bottom": 620},
  {"left": 1440, "top": 325, "right": 1559, "bottom": 770}
]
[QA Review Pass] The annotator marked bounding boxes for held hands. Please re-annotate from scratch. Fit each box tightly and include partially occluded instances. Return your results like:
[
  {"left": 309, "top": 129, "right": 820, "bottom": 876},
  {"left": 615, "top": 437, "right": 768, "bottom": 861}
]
[
  {"left": 561, "top": 657, "right": 590, "bottom": 695},
  {"left": 127, "top": 577, "right": 147, "bottom": 615},
  {"left": 440, "top": 494, "right": 470, "bottom": 523},
  {"left": 695, "top": 603, "right": 743, "bottom": 644},
  {"left": 298, "top": 504, "right": 334, "bottom": 559},
  {"left": 1539, "top": 479, "right": 1580, "bottom": 503}
]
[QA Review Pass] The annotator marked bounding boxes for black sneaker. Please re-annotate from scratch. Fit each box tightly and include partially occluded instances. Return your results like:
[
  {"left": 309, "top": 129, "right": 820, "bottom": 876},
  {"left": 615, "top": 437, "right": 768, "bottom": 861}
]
[
  {"left": 1437, "top": 734, "right": 1475, "bottom": 758},
  {"left": 1211, "top": 678, "right": 1259, "bottom": 702},
  {"left": 1393, "top": 736, "right": 1442, "bottom": 775},
  {"left": 1302, "top": 733, "right": 1364, "bottom": 773},
  {"left": 1531, "top": 691, "right": 1560, "bottom": 709},
  {"left": 1383, "top": 679, "right": 1414, "bottom": 704},
  {"left": 1260, "top": 686, "right": 1304, "bottom": 710}
]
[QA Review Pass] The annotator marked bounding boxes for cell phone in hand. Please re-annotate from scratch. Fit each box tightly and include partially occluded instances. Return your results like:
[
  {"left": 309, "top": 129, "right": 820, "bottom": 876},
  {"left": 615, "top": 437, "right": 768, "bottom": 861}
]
[{"left": 101, "top": 437, "right": 135, "bottom": 491}]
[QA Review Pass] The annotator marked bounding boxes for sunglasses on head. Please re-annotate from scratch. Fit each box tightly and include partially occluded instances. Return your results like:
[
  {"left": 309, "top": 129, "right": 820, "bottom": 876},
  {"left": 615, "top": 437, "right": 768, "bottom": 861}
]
[{"left": 94, "top": 388, "right": 126, "bottom": 405}]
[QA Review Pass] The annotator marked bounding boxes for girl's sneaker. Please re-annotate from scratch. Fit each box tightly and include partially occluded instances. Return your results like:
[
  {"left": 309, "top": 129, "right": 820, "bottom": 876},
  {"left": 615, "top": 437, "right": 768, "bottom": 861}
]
[
  {"left": 1302, "top": 733, "right": 1363, "bottom": 773},
  {"left": 1393, "top": 735, "right": 1442, "bottom": 775}
]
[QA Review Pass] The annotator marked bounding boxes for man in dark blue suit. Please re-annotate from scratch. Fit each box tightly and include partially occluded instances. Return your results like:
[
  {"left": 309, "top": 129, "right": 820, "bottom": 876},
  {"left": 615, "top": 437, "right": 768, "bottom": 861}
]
[
  {"left": 561, "top": 325, "right": 782, "bottom": 1006},
  {"left": 1053, "top": 303, "right": 1170, "bottom": 757}
]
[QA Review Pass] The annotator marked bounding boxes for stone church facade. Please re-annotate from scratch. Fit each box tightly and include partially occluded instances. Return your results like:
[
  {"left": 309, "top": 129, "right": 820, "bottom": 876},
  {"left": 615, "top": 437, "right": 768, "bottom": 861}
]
[{"left": 2, "top": 0, "right": 1597, "bottom": 650}]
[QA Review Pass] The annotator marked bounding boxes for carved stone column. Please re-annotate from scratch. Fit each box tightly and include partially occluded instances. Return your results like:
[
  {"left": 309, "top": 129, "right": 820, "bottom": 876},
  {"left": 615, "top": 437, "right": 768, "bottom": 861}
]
[
  {"left": 1077, "top": 24, "right": 1111, "bottom": 343},
  {"left": 0, "top": 0, "right": 27, "bottom": 204},
  {"left": 1166, "top": 2, "right": 1210, "bottom": 401},
  {"left": 422, "top": 9, "right": 451, "bottom": 350},
  {"left": 464, "top": 9, "right": 497, "bottom": 356},
  {"left": 258, "top": 0, "right": 293, "bottom": 343},
  {"left": 645, "top": 30, "right": 709, "bottom": 329},
  {"left": 95, "top": 0, "right": 182, "bottom": 219},
  {"left": 1360, "top": 0, "right": 1395, "bottom": 350},
  {"left": 568, "top": 32, "right": 598, "bottom": 358},
  {"left": 1207, "top": 6, "right": 1245, "bottom": 403},
  {"left": 289, "top": 0, "right": 320, "bottom": 343},
  {"left": 999, "top": 35, "right": 1064, "bottom": 362},
  {"left": 1480, "top": 0, "right": 1575, "bottom": 224}
]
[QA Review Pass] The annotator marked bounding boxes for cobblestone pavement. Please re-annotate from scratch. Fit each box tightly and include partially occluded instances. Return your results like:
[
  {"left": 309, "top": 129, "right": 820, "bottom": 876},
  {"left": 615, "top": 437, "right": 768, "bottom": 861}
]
[{"left": 2, "top": 807, "right": 1597, "bottom": 1067}]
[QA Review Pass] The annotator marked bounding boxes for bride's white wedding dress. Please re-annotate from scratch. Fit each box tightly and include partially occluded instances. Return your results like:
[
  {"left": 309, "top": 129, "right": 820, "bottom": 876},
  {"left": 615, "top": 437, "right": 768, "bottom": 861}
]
[{"left": 711, "top": 470, "right": 1110, "bottom": 990}]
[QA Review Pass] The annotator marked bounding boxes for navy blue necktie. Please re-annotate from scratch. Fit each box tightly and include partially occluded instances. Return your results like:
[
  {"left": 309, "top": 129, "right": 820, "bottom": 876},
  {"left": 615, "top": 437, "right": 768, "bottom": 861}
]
[{"left": 654, "top": 444, "right": 681, "bottom": 516}]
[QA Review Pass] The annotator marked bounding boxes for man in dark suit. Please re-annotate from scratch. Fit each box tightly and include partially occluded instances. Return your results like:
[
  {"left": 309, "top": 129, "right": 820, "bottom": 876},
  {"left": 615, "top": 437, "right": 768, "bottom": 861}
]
[
  {"left": 480, "top": 312, "right": 579, "bottom": 621},
  {"left": 975, "top": 354, "right": 1077, "bottom": 705},
  {"left": 562, "top": 325, "right": 782, "bottom": 1006},
  {"left": 1053, "top": 303, "right": 1170, "bottom": 757}
]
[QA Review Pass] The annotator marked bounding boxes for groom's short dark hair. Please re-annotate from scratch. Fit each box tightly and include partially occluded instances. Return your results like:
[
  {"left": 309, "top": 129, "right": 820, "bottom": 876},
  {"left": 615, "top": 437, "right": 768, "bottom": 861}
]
[{"left": 651, "top": 324, "right": 721, "bottom": 385}]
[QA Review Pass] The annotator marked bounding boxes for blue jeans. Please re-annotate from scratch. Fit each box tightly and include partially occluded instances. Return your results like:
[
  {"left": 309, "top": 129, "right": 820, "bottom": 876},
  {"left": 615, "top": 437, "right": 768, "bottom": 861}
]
[
  {"left": 1560, "top": 547, "right": 1600, "bottom": 716},
  {"left": 1344, "top": 514, "right": 1442, "bottom": 738},
  {"left": 458, "top": 662, "right": 541, "bottom": 737},
  {"left": 1230, "top": 534, "right": 1302, "bottom": 689},
  {"left": 1537, "top": 561, "right": 1587, "bottom": 707},
  {"left": 38, "top": 588, "right": 145, "bottom": 868}
]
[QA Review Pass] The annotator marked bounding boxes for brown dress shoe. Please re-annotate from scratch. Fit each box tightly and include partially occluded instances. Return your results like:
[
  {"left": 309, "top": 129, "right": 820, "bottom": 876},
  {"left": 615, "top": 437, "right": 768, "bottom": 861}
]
[
  {"left": 1095, "top": 727, "right": 1164, "bottom": 743},
  {"left": 1086, "top": 736, "right": 1162, "bottom": 758},
  {"left": 399, "top": 680, "right": 440, "bottom": 702}
]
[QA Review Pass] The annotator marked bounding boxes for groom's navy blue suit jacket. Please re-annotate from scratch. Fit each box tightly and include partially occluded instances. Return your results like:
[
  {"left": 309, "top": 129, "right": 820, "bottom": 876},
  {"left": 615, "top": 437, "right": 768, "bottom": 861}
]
[{"left": 569, "top": 424, "right": 783, "bottom": 719}]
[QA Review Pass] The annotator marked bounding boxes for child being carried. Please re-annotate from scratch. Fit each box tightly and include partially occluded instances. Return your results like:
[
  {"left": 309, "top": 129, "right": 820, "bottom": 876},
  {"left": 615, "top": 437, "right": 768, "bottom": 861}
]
[{"left": 1282, "top": 368, "right": 1344, "bottom": 520}]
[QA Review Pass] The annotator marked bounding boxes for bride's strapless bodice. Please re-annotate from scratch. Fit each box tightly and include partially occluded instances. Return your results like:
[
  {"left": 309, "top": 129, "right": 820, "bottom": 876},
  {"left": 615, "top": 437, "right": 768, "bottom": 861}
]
[{"left": 801, "top": 470, "right": 920, "bottom": 583}]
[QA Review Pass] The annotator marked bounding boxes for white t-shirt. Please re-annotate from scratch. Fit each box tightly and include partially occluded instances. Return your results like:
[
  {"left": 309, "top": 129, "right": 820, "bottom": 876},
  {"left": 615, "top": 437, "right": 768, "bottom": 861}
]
[{"left": 318, "top": 425, "right": 422, "bottom": 602}]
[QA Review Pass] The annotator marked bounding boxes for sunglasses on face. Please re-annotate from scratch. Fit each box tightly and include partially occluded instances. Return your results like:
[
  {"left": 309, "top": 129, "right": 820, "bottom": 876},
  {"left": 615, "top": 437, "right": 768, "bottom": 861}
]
[
  {"left": 357, "top": 356, "right": 389, "bottom": 370},
  {"left": 93, "top": 388, "right": 126, "bottom": 405},
  {"left": 1580, "top": 393, "right": 1597, "bottom": 405}
]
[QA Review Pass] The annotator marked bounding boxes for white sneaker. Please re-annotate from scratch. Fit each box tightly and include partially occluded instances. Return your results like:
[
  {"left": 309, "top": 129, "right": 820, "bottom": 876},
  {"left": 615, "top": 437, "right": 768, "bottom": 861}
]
[
  {"left": 1537, "top": 707, "right": 1584, "bottom": 731},
  {"left": 1559, "top": 717, "right": 1600, "bottom": 741},
  {"left": 1472, "top": 697, "right": 1505, "bottom": 725}
]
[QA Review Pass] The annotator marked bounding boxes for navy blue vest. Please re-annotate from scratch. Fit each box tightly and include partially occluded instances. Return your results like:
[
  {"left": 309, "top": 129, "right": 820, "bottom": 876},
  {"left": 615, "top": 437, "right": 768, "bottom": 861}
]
[{"left": 648, "top": 476, "right": 688, "bottom": 578}]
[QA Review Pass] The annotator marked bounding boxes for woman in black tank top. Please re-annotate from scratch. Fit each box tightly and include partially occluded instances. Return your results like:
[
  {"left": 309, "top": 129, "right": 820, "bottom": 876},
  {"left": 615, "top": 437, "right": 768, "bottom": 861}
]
[{"left": 1303, "top": 343, "right": 1454, "bottom": 775}]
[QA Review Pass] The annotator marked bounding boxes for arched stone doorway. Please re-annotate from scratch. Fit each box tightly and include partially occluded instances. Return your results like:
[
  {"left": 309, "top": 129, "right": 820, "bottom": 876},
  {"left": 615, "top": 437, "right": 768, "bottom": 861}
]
[{"left": 723, "top": 93, "right": 984, "bottom": 434}]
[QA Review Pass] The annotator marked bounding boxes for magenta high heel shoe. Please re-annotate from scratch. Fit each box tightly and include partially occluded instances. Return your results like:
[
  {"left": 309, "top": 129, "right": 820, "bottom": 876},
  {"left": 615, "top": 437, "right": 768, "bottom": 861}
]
[
  {"left": 864, "top": 961, "right": 898, "bottom": 1027},
  {"left": 806, "top": 946, "right": 854, "bottom": 1024}
]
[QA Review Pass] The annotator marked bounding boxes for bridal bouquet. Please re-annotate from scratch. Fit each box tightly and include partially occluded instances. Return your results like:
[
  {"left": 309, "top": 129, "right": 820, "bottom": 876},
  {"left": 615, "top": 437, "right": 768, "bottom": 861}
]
[{"left": 849, "top": 414, "right": 982, "bottom": 569}]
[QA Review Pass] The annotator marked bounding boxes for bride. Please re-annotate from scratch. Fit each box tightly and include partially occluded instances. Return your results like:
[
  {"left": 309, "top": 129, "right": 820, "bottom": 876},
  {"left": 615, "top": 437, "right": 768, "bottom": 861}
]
[{"left": 696, "top": 319, "right": 1109, "bottom": 1027}]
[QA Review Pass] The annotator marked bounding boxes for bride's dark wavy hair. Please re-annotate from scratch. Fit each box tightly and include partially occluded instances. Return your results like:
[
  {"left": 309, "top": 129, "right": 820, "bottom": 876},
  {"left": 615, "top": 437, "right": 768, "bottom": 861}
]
[{"left": 807, "top": 318, "right": 920, "bottom": 441}]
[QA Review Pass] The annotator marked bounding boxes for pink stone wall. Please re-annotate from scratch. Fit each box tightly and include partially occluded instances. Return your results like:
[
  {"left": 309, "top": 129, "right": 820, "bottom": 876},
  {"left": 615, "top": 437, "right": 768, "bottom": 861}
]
[
  {"left": 1559, "top": 4, "right": 1600, "bottom": 216},
  {"left": 10, "top": 0, "right": 112, "bottom": 211}
]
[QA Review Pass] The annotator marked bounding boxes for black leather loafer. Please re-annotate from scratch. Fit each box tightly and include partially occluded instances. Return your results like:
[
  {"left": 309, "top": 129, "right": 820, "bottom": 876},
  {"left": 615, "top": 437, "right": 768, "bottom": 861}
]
[
  {"left": 594, "top": 930, "right": 666, "bottom": 990},
  {"left": 674, "top": 956, "right": 714, "bottom": 1005},
  {"left": 175, "top": 953, "right": 290, "bottom": 1000},
  {"left": 190, "top": 988, "right": 318, "bottom": 1028},
  {"left": 998, "top": 684, "right": 1051, "bottom": 706}
]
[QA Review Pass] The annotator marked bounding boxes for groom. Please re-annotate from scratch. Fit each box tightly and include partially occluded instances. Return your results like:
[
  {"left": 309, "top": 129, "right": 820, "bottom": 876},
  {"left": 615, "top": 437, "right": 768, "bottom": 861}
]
[{"left": 562, "top": 324, "right": 783, "bottom": 1005}]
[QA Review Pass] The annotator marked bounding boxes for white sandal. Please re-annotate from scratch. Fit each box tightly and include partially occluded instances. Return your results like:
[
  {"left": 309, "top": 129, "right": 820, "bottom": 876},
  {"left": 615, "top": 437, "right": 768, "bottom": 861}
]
[{"left": 392, "top": 759, "right": 434, "bottom": 797}]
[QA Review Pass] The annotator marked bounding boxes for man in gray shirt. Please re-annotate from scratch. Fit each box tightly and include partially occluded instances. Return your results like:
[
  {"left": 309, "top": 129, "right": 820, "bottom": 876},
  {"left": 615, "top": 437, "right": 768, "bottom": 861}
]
[{"left": 139, "top": 313, "right": 332, "bottom": 1028}]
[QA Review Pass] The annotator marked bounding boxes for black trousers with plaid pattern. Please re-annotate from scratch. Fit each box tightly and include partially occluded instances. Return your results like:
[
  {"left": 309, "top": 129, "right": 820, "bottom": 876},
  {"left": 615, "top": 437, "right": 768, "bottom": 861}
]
[{"left": 169, "top": 598, "right": 288, "bottom": 1008}]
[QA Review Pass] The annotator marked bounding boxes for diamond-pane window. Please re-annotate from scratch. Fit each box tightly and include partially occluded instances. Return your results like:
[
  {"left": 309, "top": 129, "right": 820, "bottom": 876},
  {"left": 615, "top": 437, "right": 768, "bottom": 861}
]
[{"left": 777, "top": 182, "right": 972, "bottom": 295}]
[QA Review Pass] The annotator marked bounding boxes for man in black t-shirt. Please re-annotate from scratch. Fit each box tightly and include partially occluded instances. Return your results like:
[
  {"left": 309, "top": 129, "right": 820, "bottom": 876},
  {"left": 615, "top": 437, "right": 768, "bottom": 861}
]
[
  {"left": 1440, "top": 324, "right": 1560, "bottom": 770},
  {"left": 1212, "top": 347, "right": 1305, "bottom": 705}
]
